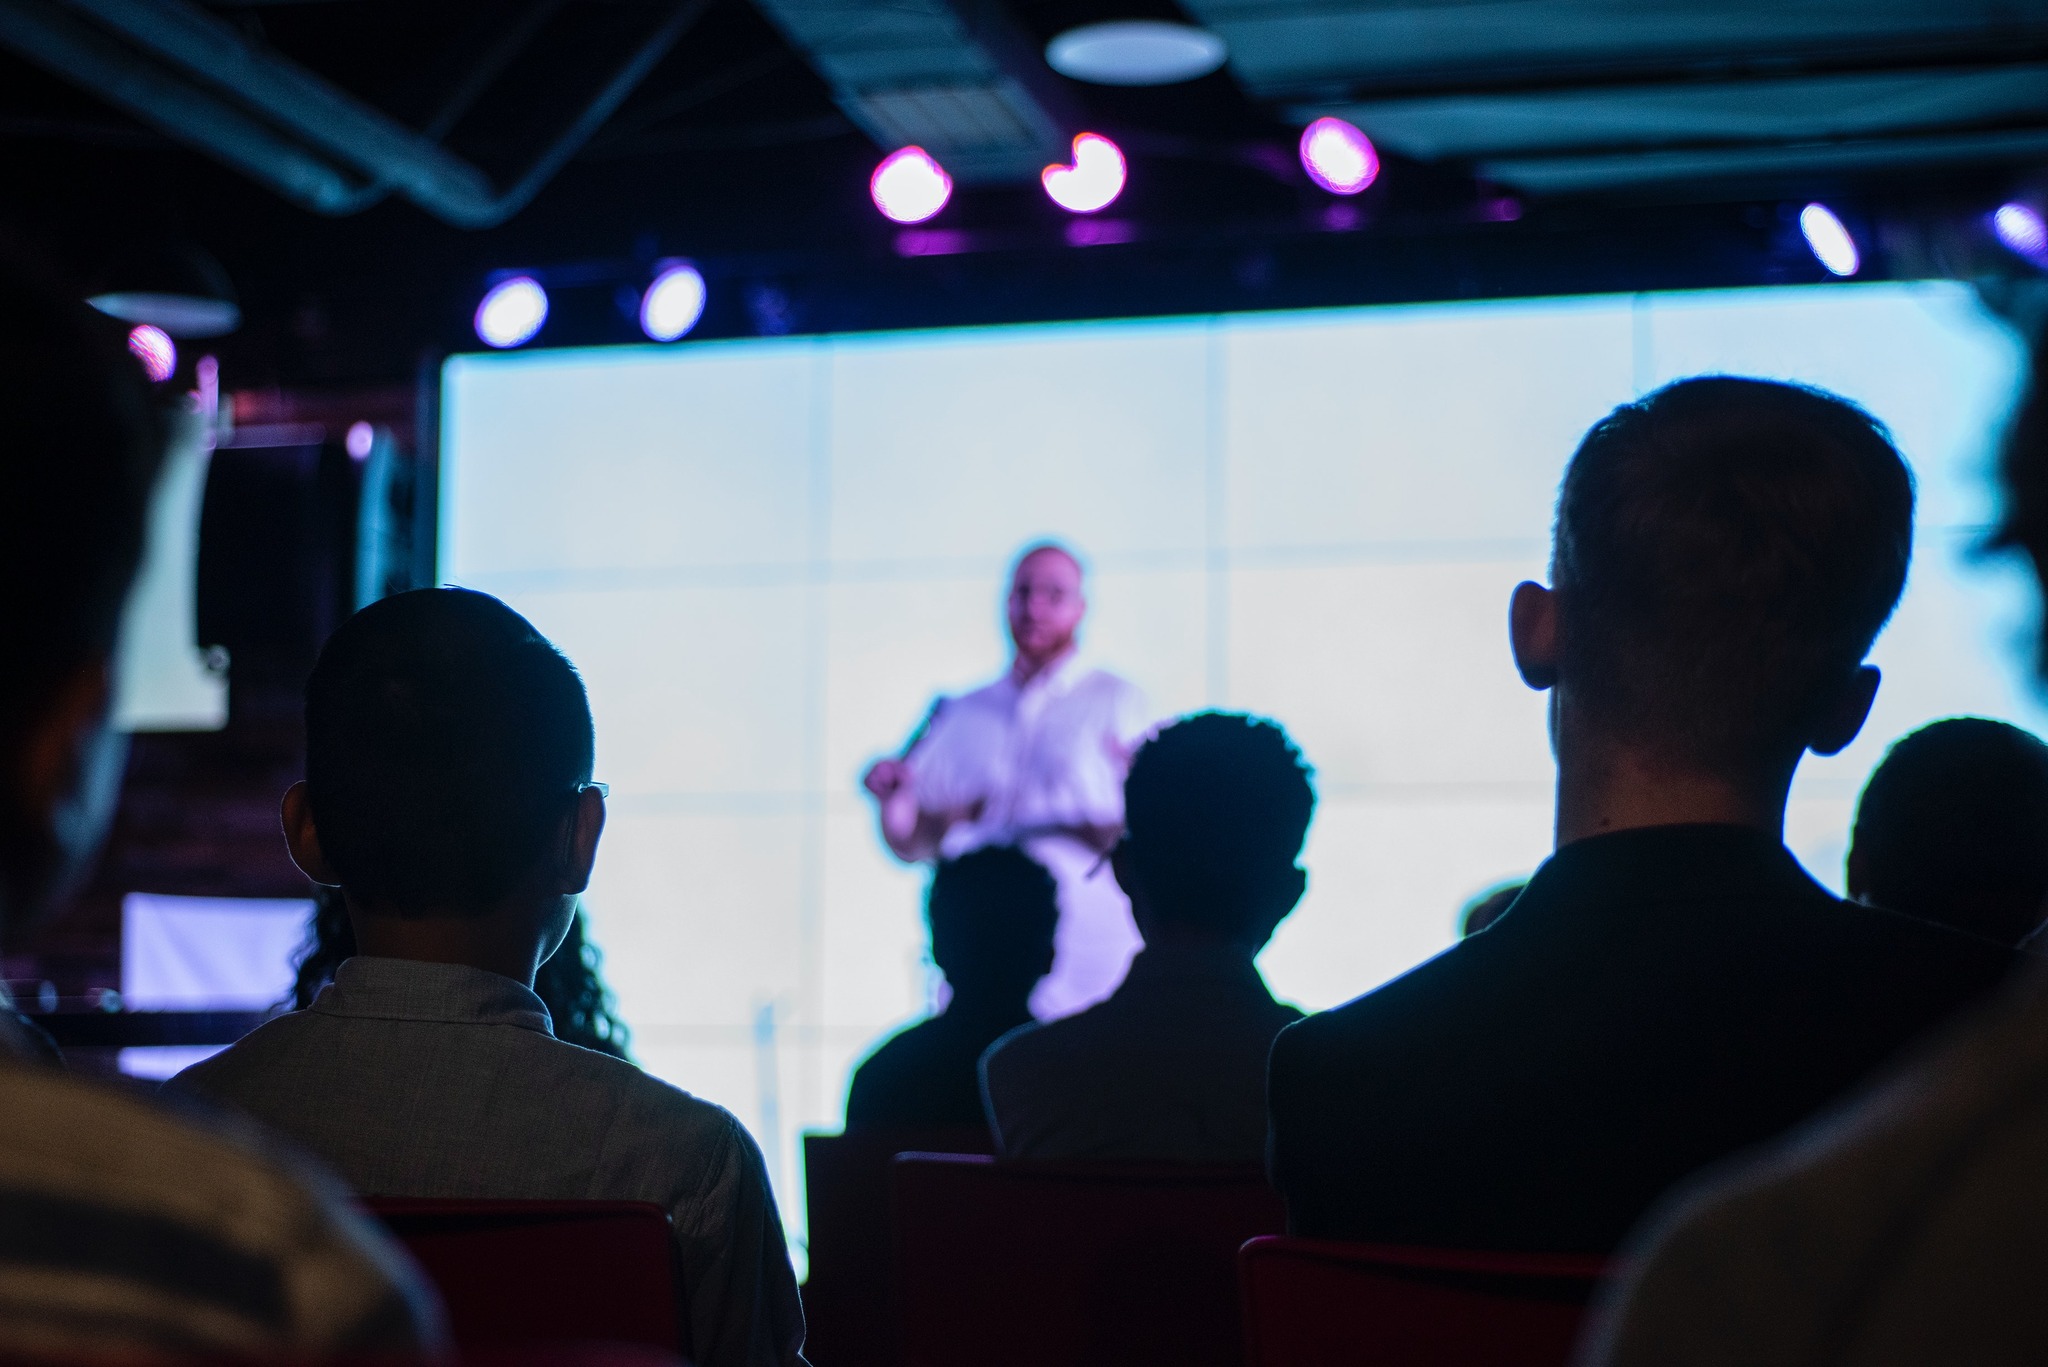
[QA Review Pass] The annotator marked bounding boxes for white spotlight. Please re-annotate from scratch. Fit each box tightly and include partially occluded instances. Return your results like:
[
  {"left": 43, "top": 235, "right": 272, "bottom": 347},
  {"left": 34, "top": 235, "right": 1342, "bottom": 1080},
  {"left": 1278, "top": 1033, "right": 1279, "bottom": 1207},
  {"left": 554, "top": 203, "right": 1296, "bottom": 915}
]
[
  {"left": 1043, "top": 133, "right": 1127, "bottom": 215},
  {"left": 475, "top": 276, "right": 548, "bottom": 348},
  {"left": 1799, "top": 204, "right": 1860, "bottom": 277},
  {"left": 640, "top": 263, "right": 707, "bottom": 342},
  {"left": 872, "top": 147, "right": 953, "bottom": 224}
]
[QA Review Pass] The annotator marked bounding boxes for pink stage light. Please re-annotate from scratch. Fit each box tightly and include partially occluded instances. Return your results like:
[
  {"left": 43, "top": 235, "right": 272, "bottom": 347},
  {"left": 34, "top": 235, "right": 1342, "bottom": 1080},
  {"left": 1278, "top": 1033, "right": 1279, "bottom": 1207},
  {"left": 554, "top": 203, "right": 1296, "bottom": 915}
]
[
  {"left": 1042, "top": 133, "right": 1126, "bottom": 214},
  {"left": 127, "top": 324, "right": 176, "bottom": 382},
  {"left": 1299, "top": 117, "right": 1378, "bottom": 195},
  {"left": 346, "top": 421, "right": 375, "bottom": 460},
  {"left": 871, "top": 147, "right": 953, "bottom": 224}
]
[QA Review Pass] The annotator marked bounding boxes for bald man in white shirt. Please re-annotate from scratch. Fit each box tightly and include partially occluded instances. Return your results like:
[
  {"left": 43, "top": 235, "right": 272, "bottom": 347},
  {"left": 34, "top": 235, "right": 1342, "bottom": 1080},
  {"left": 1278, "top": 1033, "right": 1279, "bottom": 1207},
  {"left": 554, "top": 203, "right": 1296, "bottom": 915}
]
[{"left": 863, "top": 544, "right": 1155, "bottom": 1019}]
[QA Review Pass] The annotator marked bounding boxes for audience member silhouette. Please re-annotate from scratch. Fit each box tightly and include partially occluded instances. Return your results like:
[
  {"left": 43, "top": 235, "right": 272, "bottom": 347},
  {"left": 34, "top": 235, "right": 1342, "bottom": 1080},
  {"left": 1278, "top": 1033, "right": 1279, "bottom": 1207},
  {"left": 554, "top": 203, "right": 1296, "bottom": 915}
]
[
  {"left": 1583, "top": 349, "right": 2048, "bottom": 1367},
  {"left": 166, "top": 587, "right": 804, "bottom": 1367},
  {"left": 1267, "top": 376, "right": 2020, "bottom": 1255},
  {"left": 1844, "top": 717, "right": 2048, "bottom": 946},
  {"left": 1460, "top": 882, "right": 1525, "bottom": 937},
  {"left": 293, "top": 884, "right": 633, "bottom": 1058},
  {"left": 845, "top": 847, "right": 1057, "bottom": 1131},
  {"left": 0, "top": 253, "right": 438, "bottom": 1355},
  {"left": 981, "top": 712, "right": 1311, "bottom": 1162}
]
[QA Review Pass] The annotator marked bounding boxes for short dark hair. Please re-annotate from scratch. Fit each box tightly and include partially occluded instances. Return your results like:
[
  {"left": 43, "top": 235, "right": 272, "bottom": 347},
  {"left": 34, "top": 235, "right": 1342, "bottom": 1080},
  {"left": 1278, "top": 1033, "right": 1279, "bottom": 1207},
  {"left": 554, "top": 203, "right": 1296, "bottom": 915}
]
[
  {"left": 927, "top": 846, "right": 1059, "bottom": 989},
  {"left": 1122, "top": 712, "right": 1315, "bottom": 938},
  {"left": 304, "top": 588, "right": 595, "bottom": 914},
  {"left": 1852, "top": 718, "right": 2048, "bottom": 945},
  {"left": 1554, "top": 376, "right": 1913, "bottom": 767},
  {"left": 0, "top": 254, "right": 166, "bottom": 769}
]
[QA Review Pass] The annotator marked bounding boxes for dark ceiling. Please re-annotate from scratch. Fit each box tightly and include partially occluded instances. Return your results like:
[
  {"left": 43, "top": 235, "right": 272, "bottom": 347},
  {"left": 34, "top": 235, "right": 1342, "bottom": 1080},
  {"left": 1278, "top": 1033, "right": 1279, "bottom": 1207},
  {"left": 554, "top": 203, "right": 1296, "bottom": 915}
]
[{"left": 3, "top": 0, "right": 2046, "bottom": 387}]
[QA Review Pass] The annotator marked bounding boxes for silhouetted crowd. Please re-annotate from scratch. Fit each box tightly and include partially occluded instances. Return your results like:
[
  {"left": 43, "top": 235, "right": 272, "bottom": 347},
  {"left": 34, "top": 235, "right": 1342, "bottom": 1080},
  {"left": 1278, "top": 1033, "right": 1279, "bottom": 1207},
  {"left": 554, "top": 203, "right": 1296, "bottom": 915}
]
[{"left": 11, "top": 245, "right": 2048, "bottom": 1367}]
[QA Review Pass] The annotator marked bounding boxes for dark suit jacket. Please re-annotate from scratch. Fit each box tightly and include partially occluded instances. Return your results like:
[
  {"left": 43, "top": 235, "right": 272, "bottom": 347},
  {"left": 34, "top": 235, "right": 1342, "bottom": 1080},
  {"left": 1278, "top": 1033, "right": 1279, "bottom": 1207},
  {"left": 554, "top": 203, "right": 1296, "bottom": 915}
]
[{"left": 1267, "top": 823, "right": 2021, "bottom": 1255}]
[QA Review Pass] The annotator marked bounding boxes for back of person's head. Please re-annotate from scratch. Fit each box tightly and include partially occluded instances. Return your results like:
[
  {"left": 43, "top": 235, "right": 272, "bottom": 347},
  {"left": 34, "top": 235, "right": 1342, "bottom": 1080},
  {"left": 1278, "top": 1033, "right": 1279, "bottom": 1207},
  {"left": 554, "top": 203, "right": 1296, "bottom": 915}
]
[
  {"left": 1120, "top": 712, "right": 1315, "bottom": 944},
  {"left": 1849, "top": 718, "right": 2048, "bottom": 945},
  {"left": 305, "top": 587, "right": 594, "bottom": 915},
  {"left": 0, "top": 250, "right": 167, "bottom": 916},
  {"left": 926, "top": 846, "right": 1059, "bottom": 999},
  {"left": 1554, "top": 376, "right": 1913, "bottom": 770}
]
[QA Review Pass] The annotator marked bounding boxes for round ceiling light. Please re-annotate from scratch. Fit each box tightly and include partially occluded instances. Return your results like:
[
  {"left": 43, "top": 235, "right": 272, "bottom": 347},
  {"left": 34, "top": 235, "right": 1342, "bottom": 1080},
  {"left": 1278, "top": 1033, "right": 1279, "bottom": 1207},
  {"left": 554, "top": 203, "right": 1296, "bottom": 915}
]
[
  {"left": 474, "top": 276, "right": 549, "bottom": 348},
  {"left": 1045, "top": 21, "right": 1226, "bottom": 86}
]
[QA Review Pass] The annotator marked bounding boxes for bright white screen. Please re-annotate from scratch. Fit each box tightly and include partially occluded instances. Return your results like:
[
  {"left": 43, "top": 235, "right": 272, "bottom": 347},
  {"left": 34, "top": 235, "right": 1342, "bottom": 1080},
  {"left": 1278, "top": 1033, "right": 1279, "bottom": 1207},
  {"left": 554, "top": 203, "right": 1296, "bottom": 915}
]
[{"left": 442, "top": 283, "right": 2037, "bottom": 1253}]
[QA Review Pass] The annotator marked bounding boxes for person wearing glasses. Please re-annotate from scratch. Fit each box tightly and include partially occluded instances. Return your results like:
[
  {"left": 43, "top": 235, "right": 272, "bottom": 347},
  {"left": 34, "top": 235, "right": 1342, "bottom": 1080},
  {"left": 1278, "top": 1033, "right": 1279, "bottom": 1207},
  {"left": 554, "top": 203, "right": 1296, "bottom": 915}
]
[{"left": 167, "top": 588, "right": 806, "bottom": 1367}]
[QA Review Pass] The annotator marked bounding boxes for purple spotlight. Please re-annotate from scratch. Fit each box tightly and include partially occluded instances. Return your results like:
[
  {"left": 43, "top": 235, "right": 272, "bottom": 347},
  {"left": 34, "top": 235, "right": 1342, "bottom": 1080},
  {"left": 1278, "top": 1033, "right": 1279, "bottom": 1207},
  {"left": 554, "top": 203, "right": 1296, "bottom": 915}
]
[
  {"left": 474, "top": 276, "right": 548, "bottom": 348},
  {"left": 1043, "top": 133, "right": 1127, "bottom": 214},
  {"left": 1299, "top": 117, "right": 1378, "bottom": 196},
  {"left": 1799, "top": 203, "right": 1859, "bottom": 277},
  {"left": 872, "top": 147, "right": 953, "bottom": 224},
  {"left": 1995, "top": 202, "right": 2048, "bottom": 262},
  {"left": 127, "top": 324, "right": 176, "bottom": 382},
  {"left": 640, "top": 263, "right": 707, "bottom": 341}
]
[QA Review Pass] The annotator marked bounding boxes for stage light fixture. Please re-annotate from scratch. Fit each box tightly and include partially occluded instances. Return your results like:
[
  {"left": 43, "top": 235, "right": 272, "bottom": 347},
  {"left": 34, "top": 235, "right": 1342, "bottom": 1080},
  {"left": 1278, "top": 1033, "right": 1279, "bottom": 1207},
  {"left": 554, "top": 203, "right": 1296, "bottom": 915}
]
[
  {"left": 1994, "top": 202, "right": 2048, "bottom": 262},
  {"left": 872, "top": 147, "right": 953, "bottom": 224},
  {"left": 1298, "top": 117, "right": 1378, "bottom": 195},
  {"left": 346, "top": 421, "right": 376, "bottom": 459},
  {"left": 640, "top": 263, "right": 708, "bottom": 341},
  {"left": 88, "top": 243, "right": 241, "bottom": 338},
  {"left": 1043, "top": 133, "right": 1126, "bottom": 214},
  {"left": 1045, "top": 21, "right": 1226, "bottom": 86},
  {"left": 475, "top": 276, "right": 548, "bottom": 348},
  {"left": 1799, "top": 203, "right": 1859, "bottom": 277},
  {"left": 127, "top": 324, "right": 176, "bottom": 382}
]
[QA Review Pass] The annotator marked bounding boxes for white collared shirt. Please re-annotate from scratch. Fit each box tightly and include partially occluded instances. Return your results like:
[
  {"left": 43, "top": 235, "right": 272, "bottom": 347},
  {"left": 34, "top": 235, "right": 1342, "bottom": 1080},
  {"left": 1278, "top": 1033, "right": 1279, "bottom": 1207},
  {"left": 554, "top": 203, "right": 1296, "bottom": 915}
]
[{"left": 907, "top": 654, "right": 1154, "bottom": 858}]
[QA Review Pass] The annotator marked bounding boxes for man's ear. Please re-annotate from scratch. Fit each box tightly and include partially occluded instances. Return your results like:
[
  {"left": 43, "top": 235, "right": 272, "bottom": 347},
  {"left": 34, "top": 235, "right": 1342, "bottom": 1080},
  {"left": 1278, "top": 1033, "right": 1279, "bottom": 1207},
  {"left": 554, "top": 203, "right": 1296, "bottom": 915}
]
[
  {"left": 15, "top": 662, "right": 112, "bottom": 818},
  {"left": 556, "top": 786, "right": 607, "bottom": 894},
  {"left": 1845, "top": 837, "right": 1870, "bottom": 903},
  {"left": 1809, "top": 665, "right": 1881, "bottom": 758},
  {"left": 9, "top": 659, "right": 127, "bottom": 920},
  {"left": 1244, "top": 865, "right": 1309, "bottom": 952},
  {"left": 1509, "top": 581, "right": 1560, "bottom": 691},
  {"left": 1277, "top": 864, "right": 1307, "bottom": 918},
  {"left": 280, "top": 781, "right": 343, "bottom": 885}
]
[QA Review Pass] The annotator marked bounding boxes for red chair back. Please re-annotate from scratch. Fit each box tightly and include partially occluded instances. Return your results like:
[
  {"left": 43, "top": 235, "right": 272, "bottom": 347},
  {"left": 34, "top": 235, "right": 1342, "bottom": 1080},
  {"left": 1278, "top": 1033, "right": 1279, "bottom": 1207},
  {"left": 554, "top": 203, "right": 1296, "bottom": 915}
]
[
  {"left": 366, "top": 1198, "right": 682, "bottom": 1353},
  {"left": 1238, "top": 1236, "right": 1608, "bottom": 1367},
  {"left": 892, "top": 1154, "right": 1286, "bottom": 1367},
  {"left": 801, "top": 1129, "right": 994, "bottom": 1367}
]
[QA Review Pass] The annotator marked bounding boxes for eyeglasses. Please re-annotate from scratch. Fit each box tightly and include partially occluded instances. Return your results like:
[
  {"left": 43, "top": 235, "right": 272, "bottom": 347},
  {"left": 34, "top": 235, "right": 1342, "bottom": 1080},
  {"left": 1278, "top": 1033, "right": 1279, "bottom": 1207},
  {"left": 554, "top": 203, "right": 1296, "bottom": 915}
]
[{"left": 576, "top": 781, "right": 610, "bottom": 799}]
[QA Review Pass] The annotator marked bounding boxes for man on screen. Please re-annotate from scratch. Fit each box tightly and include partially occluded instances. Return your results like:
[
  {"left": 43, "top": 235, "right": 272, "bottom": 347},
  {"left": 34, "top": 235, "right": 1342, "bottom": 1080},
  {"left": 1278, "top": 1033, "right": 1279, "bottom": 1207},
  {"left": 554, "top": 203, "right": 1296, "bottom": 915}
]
[{"left": 862, "top": 543, "right": 1155, "bottom": 1018}]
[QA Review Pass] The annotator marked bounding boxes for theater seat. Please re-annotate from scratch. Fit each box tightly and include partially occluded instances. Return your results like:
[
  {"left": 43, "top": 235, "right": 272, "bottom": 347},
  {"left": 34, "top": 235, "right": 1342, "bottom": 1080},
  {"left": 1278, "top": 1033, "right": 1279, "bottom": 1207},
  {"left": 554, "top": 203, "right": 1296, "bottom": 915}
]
[
  {"left": 1237, "top": 1236, "right": 1609, "bottom": 1367},
  {"left": 892, "top": 1154, "right": 1286, "bottom": 1367},
  {"left": 366, "top": 1198, "right": 682, "bottom": 1352},
  {"left": 801, "top": 1129, "right": 993, "bottom": 1367}
]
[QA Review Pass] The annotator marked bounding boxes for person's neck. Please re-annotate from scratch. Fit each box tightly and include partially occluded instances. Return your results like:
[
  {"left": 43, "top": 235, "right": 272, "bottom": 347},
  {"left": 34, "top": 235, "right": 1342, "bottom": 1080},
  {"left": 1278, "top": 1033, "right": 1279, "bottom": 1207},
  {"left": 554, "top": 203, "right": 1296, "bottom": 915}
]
[
  {"left": 940, "top": 987, "right": 1035, "bottom": 1027},
  {"left": 1136, "top": 920, "right": 1262, "bottom": 962},
  {"left": 348, "top": 896, "right": 549, "bottom": 988},
  {"left": 1010, "top": 643, "right": 1075, "bottom": 688},
  {"left": 1552, "top": 710, "right": 1796, "bottom": 850}
]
